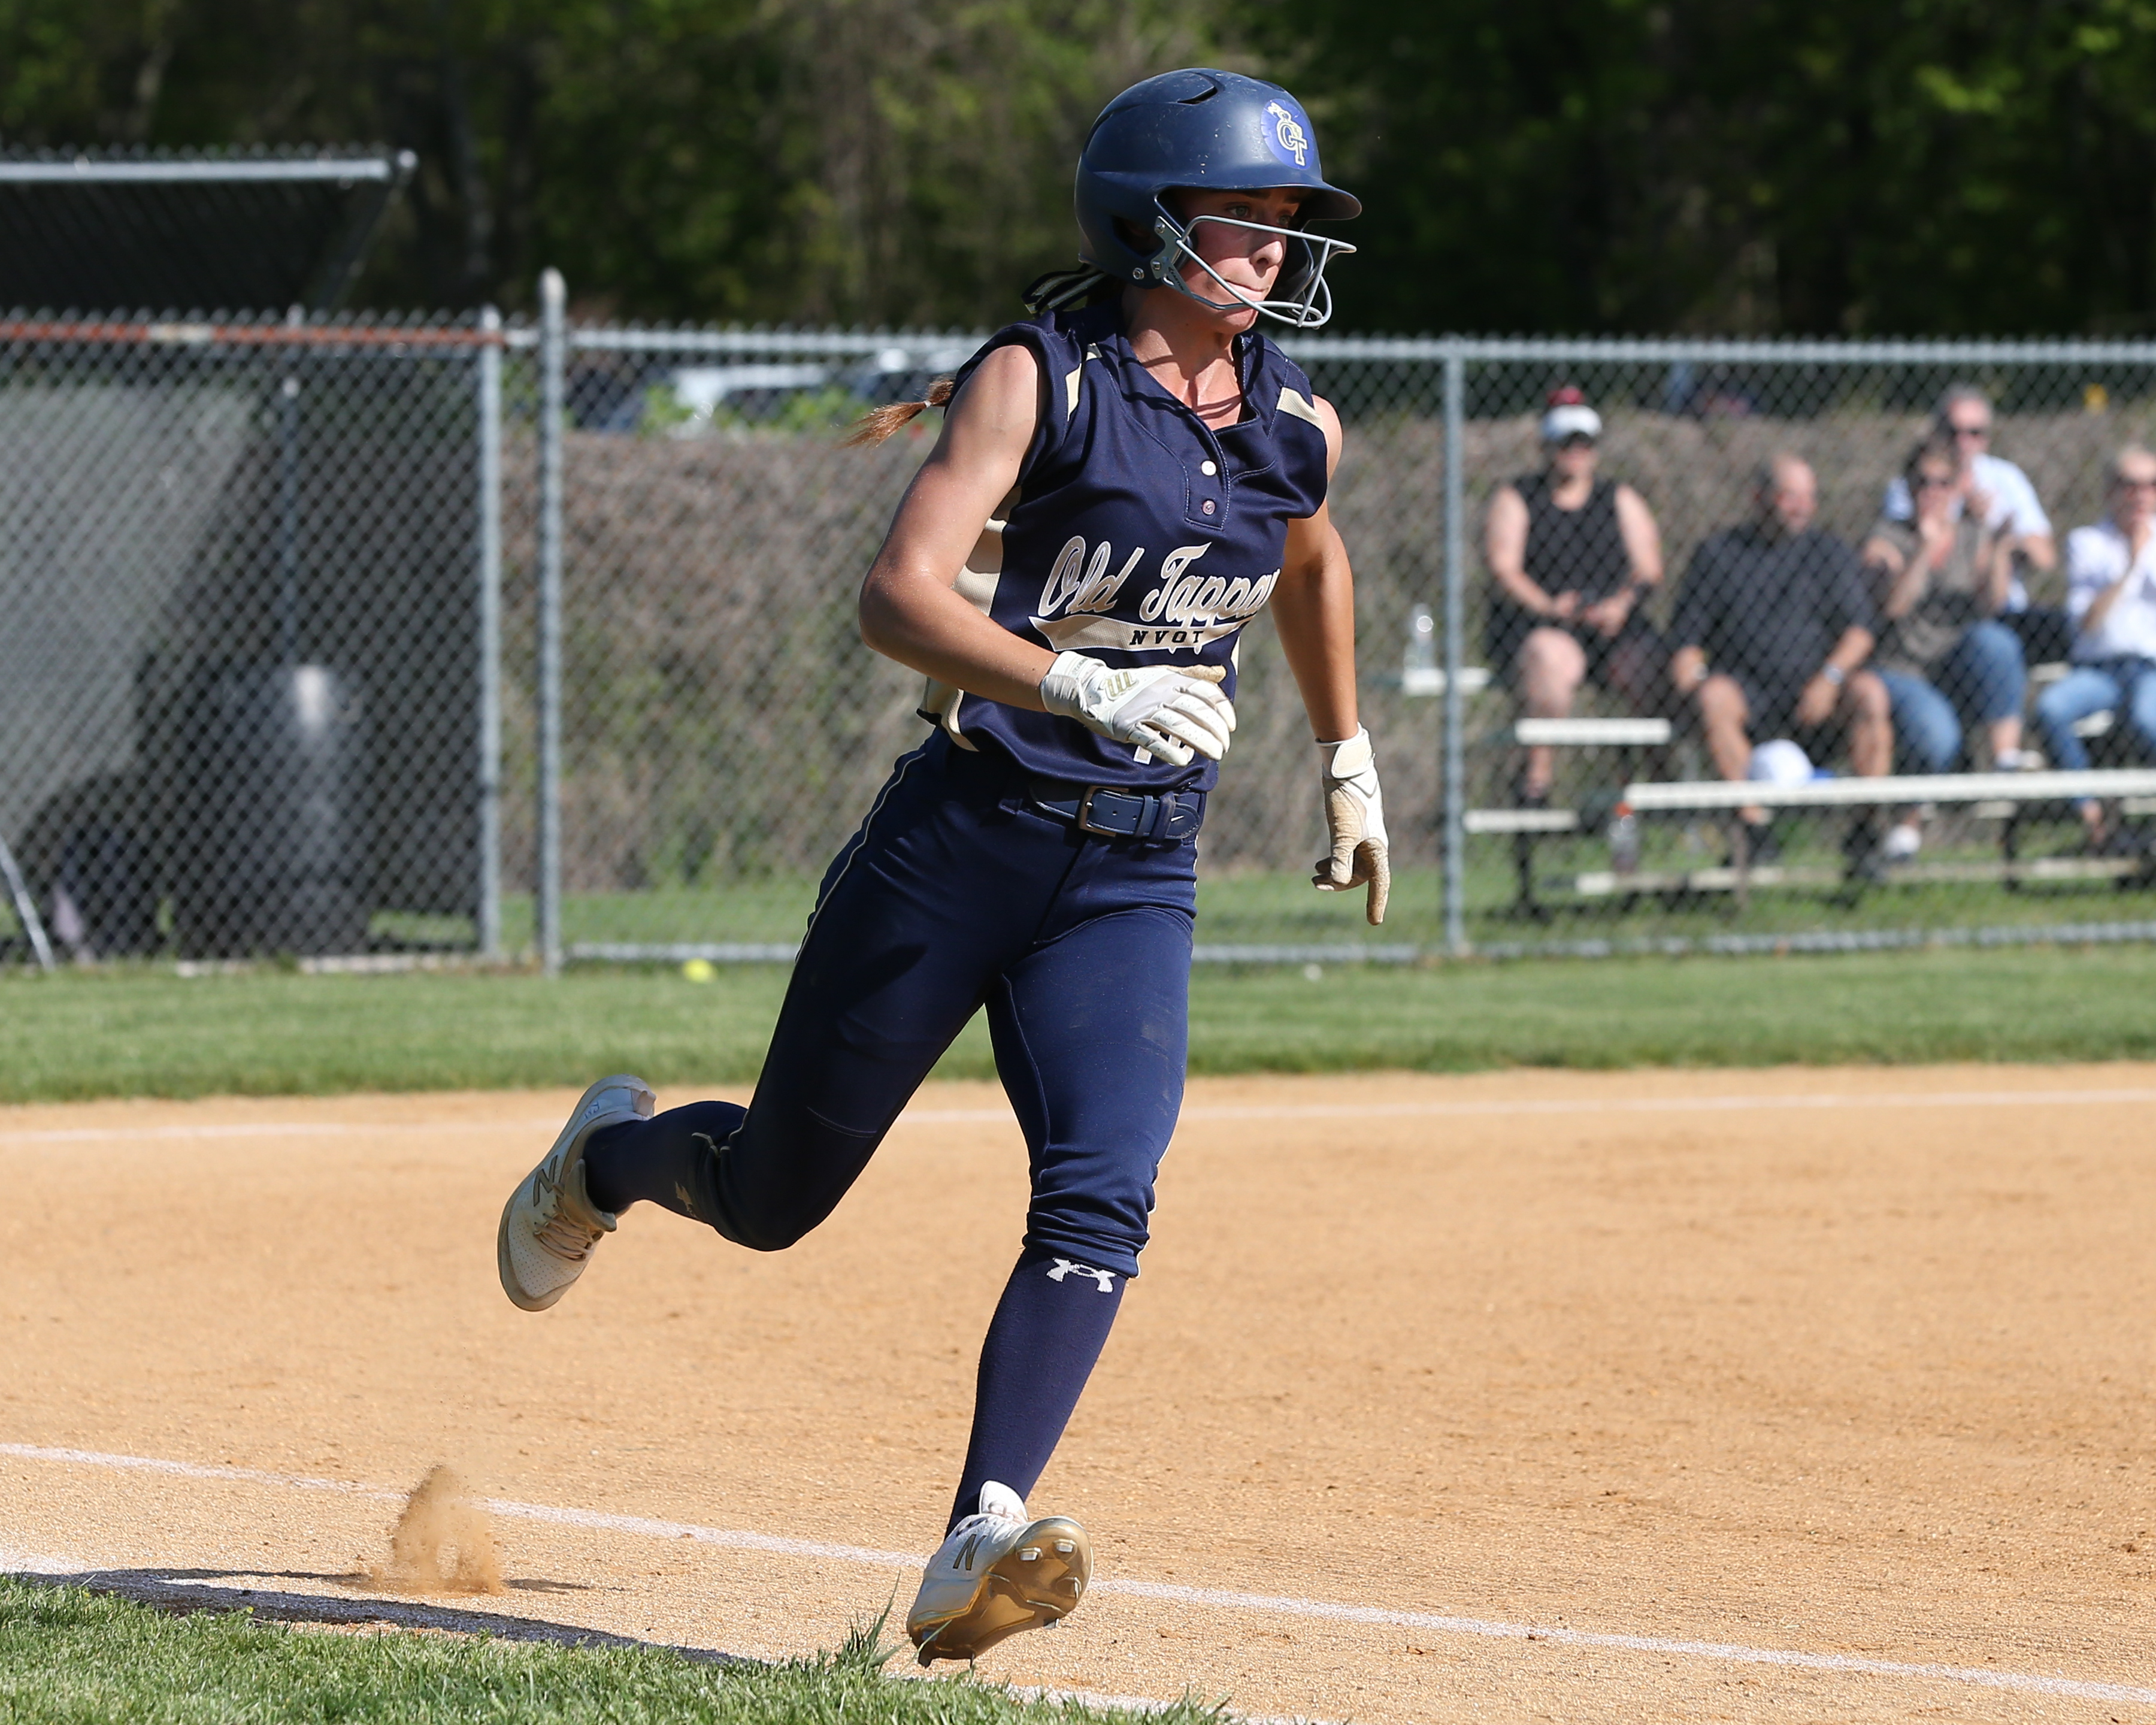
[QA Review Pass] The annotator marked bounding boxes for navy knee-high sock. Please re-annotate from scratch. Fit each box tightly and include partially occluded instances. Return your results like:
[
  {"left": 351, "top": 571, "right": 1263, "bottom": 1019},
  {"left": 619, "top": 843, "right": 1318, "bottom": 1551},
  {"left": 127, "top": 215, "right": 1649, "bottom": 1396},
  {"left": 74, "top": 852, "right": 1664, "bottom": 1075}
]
[
  {"left": 948, "top": 1250, "right": 1128, "bottom": 1532},
  {"left": 582, "top": 1101, "right": 745, "bottom": 1223}
]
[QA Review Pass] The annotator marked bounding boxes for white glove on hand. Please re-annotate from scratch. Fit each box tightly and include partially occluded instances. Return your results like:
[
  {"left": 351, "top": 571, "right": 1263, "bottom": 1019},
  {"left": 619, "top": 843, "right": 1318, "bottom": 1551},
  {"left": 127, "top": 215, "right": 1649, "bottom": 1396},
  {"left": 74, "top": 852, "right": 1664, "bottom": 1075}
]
[
  {"left": 1039, "top": 650, "right": 1236, "bottom": 767},
  {"left": 1313, "top": 727, "right": 1389, "bottom": 925}
]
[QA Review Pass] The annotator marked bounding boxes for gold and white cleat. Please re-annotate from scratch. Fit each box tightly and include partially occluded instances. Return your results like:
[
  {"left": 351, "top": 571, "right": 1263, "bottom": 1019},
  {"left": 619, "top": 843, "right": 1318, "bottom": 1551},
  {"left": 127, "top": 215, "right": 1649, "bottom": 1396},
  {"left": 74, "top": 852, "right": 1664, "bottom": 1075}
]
[
  {"left": 497, "top": 1074, "right": 655, "bottom": 1312},
  {"left": 907, "top": 1481, "right": 1091, "bottom": 1665}
]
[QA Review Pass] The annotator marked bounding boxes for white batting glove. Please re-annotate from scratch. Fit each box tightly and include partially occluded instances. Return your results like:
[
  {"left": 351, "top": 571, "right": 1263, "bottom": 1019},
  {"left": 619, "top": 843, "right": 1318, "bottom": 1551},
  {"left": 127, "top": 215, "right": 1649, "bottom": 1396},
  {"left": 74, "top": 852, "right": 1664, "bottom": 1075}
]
[
  {"left": 1039, "top": 650, "right": 1236, "bottom": 767},
  {"left": 1313, "top": 727, "right": 1389, "bottom": 925}
]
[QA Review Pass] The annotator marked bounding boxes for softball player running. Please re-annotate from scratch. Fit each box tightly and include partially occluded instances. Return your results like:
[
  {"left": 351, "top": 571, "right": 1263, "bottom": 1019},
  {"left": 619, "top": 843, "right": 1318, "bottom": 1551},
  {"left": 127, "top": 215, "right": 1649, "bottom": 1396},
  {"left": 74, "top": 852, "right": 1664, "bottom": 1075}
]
[{"left": 498, "top": 66, "right": 1385, "bottom": 1664}]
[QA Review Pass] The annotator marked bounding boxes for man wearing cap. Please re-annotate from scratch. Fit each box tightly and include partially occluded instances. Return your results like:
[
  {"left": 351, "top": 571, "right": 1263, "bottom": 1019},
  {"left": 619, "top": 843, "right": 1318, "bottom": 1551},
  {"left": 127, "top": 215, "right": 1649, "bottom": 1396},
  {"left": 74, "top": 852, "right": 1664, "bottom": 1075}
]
[{"left": 1484, "top": 388, "right": 1669, "bottom": 804}]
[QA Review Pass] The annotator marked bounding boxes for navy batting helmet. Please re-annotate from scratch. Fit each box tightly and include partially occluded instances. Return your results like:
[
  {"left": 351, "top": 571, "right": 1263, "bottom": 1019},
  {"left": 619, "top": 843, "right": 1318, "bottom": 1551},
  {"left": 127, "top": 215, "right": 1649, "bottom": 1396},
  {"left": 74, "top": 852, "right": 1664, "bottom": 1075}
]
[{"left": 1028, "top": 68, "right": 1359, "bottom": 328}]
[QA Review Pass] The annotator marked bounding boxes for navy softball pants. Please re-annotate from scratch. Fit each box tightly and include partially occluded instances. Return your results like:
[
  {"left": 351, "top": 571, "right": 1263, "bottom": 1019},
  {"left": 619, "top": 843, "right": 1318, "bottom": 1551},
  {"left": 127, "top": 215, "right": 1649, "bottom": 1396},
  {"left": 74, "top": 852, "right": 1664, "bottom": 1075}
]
[{"left": 583, "top": 733, "right": 1197, "bottom": 1525}]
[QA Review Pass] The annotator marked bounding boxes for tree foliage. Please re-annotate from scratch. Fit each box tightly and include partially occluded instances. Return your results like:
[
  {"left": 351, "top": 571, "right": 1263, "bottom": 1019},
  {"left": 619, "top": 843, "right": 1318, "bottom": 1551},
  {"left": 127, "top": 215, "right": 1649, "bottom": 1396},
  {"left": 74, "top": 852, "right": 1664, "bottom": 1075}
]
[
  {"left": 8, "top": 0, "right": 2156, "bottom": 331},
  {"left": 0, "top": 0, "right": 1231, "bottom": 323},
  {"left": 1265, "top": 0, "right": 2156, "bottom": 334}
]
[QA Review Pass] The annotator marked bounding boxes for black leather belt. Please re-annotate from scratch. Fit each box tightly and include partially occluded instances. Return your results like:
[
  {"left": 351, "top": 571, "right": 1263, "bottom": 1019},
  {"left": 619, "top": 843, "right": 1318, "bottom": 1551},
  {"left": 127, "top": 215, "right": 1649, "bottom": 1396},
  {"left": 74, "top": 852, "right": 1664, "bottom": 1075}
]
[{"left": 1027, "top": 776, "right": 1204, "bottom": 842}]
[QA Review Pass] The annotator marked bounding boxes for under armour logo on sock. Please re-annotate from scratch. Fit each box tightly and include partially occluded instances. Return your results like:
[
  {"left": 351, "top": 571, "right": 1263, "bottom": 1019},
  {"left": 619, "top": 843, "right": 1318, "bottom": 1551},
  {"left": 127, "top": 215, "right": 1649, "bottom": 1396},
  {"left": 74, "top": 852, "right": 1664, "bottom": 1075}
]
[{"left": 1046, "top": 1258, "right": 1116, "bottom": 1293}]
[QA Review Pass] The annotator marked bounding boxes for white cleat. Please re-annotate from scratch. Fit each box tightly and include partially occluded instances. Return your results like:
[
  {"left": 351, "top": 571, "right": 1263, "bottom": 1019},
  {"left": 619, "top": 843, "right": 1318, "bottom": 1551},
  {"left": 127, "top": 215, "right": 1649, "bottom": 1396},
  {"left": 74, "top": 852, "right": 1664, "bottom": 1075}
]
[
  {"left": 907, "top": 1481, "right": 1092, "bottom": 1665},
  {"left": 497, "top": 1074, "right": 655, "bottom": 1312}
]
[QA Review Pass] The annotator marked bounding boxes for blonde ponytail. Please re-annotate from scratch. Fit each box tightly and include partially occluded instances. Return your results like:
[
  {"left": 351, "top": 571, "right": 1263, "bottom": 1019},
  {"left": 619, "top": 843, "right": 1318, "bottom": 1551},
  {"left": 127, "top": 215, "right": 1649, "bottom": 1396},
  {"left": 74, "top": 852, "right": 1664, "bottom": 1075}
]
[{"left": 841, "top": 376, "right": 955, "bottom": 447}]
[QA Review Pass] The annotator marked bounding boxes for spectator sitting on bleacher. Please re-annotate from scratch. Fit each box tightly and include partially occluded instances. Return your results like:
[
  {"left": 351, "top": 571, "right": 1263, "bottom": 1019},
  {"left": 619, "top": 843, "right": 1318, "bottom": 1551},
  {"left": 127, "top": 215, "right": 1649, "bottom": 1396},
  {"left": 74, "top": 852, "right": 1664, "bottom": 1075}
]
[
  {"left": 1860, "top": 434, "right": 2028, "bottom": 858},
  {"left": 1669, "top": 452, "right": 1892, "bottom": 862},
  {"left": 1484, "top": 386, "right": 1667, "bottom": 806},
  {"left": 2033, "top": 443, "right": 2156, "bottom": 850},
  {"left": 1879, "top": 384, "right": 2065, "bottom": 664}
]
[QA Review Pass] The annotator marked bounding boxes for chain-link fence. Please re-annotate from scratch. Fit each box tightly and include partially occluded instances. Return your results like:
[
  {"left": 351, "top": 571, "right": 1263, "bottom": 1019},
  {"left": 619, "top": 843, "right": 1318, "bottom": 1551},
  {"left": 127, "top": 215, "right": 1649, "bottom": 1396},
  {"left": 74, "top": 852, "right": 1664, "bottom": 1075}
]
[
  {"left": 534, "top": 311, "right": 1455, "bottom": 964},
  {"left": 0, "top": 312, "right": 503, "bottom": 967},
  {"left": 535, "top": 322, "right": 2156, "bottom": 966},
  {"left": 11, "top": 307, "right": 2156, "bottom": 972},
  {"left": 1437, "top": 340, "right": 2156, "bottom": 957}
]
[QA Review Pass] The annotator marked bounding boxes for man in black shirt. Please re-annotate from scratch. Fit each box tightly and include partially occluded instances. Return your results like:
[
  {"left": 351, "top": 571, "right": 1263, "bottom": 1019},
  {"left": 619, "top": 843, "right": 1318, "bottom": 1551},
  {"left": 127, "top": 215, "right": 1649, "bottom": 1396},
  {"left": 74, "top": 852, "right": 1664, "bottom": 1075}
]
[{"left": 1670, "top": 454, "right": 1891, "bottom": 857}]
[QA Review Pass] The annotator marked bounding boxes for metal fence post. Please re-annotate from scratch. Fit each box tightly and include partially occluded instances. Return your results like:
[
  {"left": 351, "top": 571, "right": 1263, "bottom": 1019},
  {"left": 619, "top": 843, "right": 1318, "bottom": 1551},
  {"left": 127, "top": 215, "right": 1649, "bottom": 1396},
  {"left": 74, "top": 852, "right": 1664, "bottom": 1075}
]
[
  {"left": 1441, "top": 341, "right": 1467, "bottom": 958},
  {"left": 277, "top": 307, "right": 303, "bottom": 665},
  {"left": 537, "top": 270, "right": 566, "bottom": 975},
  {"left": 0, "top": 830, "right": 55, "bottom": 973},
  {"left": 476, "top": 305, "right": 504, "bottom": 961}
]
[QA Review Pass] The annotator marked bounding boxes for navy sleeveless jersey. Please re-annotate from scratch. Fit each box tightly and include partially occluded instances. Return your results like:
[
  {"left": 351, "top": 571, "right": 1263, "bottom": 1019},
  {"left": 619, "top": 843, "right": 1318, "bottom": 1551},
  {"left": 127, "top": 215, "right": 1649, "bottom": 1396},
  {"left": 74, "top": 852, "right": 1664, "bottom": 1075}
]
[{"left": 917, "top": 300, "right": 1331, "bottom": 791}]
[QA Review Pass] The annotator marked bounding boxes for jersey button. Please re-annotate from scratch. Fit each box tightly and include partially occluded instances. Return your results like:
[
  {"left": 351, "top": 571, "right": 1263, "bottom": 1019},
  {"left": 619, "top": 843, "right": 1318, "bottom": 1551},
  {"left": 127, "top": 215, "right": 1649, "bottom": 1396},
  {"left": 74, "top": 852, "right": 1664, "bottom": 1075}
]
[
  {"left": 1201, "top": 498, "right": 1215, "bottom": 515},
  {"left": 1200, "top": 460, "right": 1218, "bottom": 476}
]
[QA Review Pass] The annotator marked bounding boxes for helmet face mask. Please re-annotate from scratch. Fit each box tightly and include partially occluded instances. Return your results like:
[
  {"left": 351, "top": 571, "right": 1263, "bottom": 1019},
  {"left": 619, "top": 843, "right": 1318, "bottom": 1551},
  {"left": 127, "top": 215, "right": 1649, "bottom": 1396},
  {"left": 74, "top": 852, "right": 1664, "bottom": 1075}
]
[
  {"left": 1144, "top": 206, "right": 1357, "bottom": 331},
  {"left": 1064, "top": 68, "right": 1360, "bottom": 330}
]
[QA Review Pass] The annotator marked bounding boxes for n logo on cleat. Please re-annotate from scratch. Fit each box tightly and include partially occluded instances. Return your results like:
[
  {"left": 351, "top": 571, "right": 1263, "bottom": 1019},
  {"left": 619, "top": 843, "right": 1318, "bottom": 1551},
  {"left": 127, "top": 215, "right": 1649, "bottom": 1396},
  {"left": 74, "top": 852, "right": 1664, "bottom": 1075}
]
[{"left": 1046, "top": 1259, "right": 1116, "bottom": 1293}]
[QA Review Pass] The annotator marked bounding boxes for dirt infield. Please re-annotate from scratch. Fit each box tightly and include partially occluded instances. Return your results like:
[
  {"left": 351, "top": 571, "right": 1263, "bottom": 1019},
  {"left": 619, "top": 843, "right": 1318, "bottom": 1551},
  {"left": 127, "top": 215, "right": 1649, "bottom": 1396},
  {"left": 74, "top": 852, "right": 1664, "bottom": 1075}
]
[{"left": 4, "top": 1067, "right": 2153, "bottom": 1721}]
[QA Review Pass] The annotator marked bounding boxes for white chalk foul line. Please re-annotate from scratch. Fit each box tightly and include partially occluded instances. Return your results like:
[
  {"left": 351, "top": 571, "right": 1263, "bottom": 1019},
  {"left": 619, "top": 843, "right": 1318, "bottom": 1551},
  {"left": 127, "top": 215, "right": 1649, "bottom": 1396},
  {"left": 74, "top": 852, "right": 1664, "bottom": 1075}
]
[
  {"left": 8, "top": 1086, "right": 2156, "bottom": 1148},
  {"left": 1102, "top": 1581, "right": 2156, "bottom": 1706},
  {"left": 5, "top": 1442, "right": 2152, "bottom": 1709},
  {"left": 0, "top": 1443, "right": 404, "bottom": 1500}
]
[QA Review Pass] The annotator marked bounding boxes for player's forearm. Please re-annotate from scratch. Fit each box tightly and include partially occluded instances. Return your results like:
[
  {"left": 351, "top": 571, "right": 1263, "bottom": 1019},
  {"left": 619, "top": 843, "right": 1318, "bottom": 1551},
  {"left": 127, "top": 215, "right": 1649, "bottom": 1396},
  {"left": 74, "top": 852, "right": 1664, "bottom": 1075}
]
[
  {"left": 858, "top": 565, "right": 1053, "bottom": 709},
  {"left": 1271, "top": 551, "right": 1359, "bottom": 742}
]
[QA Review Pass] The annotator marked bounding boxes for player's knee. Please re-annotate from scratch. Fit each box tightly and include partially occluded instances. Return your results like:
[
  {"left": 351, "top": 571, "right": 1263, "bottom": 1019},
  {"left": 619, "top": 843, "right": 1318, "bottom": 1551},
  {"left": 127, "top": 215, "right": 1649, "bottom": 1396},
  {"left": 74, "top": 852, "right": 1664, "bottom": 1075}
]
[
  {"left": 723, "top": 1214, "right": 810, "bottom": 1252},
  {"left": 719, "top": 1187, "right": 844, "bottom": 1252},
  {"left": 1025, "top": 1200, "right": 1152, "bottom": 1282},
  {"left": 707, "top": 1103, "right": 885, "bottom": 1252}
]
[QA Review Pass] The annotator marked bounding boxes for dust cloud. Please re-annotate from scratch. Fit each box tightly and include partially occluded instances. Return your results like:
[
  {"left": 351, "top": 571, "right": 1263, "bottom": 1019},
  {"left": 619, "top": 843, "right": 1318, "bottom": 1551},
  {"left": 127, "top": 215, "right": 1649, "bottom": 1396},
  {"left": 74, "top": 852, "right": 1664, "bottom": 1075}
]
[{"left": 364, "top": 1465, "right": 505, "bottom": 1595}]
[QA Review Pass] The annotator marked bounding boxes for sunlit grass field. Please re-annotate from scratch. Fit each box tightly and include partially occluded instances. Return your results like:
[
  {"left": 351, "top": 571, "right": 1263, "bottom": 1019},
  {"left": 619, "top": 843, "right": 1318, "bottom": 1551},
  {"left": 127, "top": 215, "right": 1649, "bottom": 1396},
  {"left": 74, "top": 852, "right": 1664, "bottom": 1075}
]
[
  {"left": 508, "top": 832, "right": 2156, "bottom": 959},
  {"left": 0, "top": 1580, "right": 1200, "bottom": 1725},
  {"left": 6, "top": 945, "right": 2156, "bottom": 1104}
]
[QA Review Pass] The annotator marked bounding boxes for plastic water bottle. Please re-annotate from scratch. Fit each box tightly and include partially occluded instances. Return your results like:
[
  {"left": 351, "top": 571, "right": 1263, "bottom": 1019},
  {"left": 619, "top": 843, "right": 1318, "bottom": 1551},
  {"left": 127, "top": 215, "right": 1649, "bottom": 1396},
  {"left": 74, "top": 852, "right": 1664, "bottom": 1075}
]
[{"left": 1403, "top": 604, "right": 1437, "bottom": 691}]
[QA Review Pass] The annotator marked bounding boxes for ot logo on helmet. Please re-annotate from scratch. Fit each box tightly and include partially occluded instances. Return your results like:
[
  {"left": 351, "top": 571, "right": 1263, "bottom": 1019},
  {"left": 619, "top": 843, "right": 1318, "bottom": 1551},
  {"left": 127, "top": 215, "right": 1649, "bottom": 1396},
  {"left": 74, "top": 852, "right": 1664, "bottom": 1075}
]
[{"left": 1264, "top": 100, "right": 1310, "bottom": 169}]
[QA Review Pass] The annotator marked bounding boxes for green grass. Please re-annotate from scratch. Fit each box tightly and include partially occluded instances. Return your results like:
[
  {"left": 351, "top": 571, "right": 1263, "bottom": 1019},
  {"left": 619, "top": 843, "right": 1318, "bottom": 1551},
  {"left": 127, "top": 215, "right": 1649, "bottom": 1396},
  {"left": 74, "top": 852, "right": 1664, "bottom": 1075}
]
[
  {"left": 12, "top": 846, "right": 2149, "bottom": 969},
  {"left": 1456, "top": 818, "right": 2156, "bottom": 945},
  {"left": 532, "top": 872, "right": 1456, "bottom": 953},
  {"left": 493, "top": 843, "right": 2156, "bottom": 958},
  {"left": 0, "top": 1578, "right": 1204, "bottom": 1725},
  {"left": 1185, "top": 945, "right": 2156, "bottom": 1069},
  {"left": 6, "top": 946, "right": 2156, "bottom": 1104}
]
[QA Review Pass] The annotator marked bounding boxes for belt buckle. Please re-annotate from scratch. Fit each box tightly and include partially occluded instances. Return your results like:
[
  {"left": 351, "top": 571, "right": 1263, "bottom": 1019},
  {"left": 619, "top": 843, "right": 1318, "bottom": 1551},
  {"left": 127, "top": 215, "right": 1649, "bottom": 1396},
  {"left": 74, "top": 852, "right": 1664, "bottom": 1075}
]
[{"left": 1074, "top": 785, "right": 1117, "bottom": 837}]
